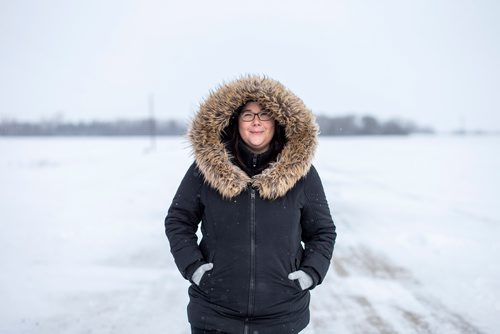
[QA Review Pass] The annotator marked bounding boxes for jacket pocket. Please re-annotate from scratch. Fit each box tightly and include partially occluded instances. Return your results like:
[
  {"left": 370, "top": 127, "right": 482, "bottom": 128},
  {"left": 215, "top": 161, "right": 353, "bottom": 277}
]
[
  {"left": 290, "top": 247, "right": 305, "bottom": 291},
  {"left": 289, "top": 260, "right": 302, "bottom": 291},
  {"left": 196, "top": 251, "right": 215, "bottom": 293}
]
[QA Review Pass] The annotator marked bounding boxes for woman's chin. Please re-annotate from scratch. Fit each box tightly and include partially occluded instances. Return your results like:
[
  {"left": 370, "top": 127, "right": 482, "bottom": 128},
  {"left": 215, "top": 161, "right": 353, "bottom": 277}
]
[{"left": 247, "top": 142, "right": 267, "bottom": 152}]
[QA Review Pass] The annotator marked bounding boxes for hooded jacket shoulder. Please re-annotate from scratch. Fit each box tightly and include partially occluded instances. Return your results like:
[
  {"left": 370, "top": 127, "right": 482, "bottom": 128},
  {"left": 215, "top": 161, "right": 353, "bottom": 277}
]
[{"left": 188, "top": 75, "right": 318, "bottom": 200}]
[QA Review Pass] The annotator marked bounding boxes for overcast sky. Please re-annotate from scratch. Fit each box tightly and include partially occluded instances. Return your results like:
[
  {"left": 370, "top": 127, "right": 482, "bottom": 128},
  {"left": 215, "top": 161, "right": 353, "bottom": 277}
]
[{"left": 1, "top": 0, "right": 499, "bottom": 131}]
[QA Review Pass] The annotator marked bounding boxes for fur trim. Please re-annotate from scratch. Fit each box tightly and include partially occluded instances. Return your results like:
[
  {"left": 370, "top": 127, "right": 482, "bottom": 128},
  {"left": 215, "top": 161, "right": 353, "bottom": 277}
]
[{"left": 188, "top": 75, "right": 318, "bottom": 200}]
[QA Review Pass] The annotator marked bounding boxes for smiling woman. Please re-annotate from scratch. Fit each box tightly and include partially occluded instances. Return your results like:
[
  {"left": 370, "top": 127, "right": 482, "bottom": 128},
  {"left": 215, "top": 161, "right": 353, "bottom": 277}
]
[
  {"left": 237, "top": 102, "right": 275, "bottom": 154},
  {"left": 164, "top": 75, "right": 337, "bottom": 334}
]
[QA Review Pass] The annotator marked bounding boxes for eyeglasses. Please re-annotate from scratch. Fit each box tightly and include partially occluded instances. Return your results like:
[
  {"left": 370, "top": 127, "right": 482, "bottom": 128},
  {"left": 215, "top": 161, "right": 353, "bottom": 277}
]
[{"left": 239, "top": 111, "right": 273, "bottom": 122}]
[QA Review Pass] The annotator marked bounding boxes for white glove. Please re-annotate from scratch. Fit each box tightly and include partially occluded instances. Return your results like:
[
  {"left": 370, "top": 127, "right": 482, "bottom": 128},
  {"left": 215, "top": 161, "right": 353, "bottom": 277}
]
[
  {"left": 288, "top": 270, "right": 313, "bottom": 290},
  {"left": 192, "top": 263, "right": 213, "bottom": 286}
]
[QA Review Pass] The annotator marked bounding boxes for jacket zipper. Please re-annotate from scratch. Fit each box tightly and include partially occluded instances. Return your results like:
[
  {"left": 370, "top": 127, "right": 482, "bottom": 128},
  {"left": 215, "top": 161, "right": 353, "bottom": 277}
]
[
  {"left": 246, "top": 188, "right": 256, "bottom": 329},
  {"left": 244, "top": 319, "right": 249, "bottom": 334}
]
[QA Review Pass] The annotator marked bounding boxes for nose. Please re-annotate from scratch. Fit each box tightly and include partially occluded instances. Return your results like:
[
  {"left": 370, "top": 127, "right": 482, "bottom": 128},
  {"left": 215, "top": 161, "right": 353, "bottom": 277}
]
[{"left": 251, "top": 115, "right": 262, "bottom": 126}]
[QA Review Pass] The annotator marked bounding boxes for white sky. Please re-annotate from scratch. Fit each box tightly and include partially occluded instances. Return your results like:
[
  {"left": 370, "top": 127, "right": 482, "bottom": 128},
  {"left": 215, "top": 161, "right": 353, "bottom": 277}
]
[{"left": 1, "top": 0, "right": 499, "bottom": 131}]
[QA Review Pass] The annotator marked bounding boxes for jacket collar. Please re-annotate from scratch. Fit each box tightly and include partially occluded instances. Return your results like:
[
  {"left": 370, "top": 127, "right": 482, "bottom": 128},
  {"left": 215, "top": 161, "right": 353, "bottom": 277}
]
[{"left": 234, "top": 140, "right": 275, "bottom": 177}]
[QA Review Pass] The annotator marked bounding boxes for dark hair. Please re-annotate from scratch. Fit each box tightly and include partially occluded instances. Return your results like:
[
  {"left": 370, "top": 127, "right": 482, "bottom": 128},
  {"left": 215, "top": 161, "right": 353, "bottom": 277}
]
[{"left": 221, "top": 102, "right": 287, "bottom": 169}]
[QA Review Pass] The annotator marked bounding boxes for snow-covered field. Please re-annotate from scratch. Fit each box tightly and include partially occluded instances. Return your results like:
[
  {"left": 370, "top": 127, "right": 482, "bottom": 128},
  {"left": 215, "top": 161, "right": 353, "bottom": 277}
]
[{"left": 0, "top": 135, "right": 498, "bottom": 334}]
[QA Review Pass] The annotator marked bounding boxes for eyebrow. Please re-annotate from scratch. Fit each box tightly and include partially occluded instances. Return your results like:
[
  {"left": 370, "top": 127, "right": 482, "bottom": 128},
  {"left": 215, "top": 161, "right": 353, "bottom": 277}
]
[{"left": 242, "top": 109, "right": 265, "bottom": 112}]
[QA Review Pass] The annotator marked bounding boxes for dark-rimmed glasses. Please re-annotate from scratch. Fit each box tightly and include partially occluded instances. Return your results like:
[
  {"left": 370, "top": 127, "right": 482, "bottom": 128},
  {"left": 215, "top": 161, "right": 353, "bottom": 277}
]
[{"left": 239, "top": 111, "right": 273, "bottom": 122}]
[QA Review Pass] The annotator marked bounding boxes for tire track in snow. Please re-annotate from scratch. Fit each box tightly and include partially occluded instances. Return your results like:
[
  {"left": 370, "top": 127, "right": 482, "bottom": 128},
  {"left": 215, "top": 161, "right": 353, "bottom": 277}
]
[{"left": 307, "top": 245, "right": 484, "bottom": 334}]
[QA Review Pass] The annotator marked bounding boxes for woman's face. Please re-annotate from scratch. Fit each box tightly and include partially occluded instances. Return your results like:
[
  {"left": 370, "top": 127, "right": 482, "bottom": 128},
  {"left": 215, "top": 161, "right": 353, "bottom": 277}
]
[{"left": 238, "top": 102, "right": 275, "bottom": 154}]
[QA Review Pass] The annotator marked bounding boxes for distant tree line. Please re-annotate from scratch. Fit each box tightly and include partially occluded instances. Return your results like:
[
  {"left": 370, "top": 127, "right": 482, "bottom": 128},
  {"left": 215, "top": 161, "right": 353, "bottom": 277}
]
[
  {"left": 0, "top": 119, "right": 186, "bottom": 136},
  {"left": 0, "top": 114, "right": 434, "bottom": 136},
  {"left": 316, "top": 114, "right": 434, "bottom": 136}
]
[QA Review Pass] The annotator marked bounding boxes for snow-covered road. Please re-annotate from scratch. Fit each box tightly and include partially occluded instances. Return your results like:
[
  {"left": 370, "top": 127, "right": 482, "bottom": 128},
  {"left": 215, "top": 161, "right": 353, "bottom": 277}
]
[{"left": 1, "top": 136, "right": 498, "bottom": 333}]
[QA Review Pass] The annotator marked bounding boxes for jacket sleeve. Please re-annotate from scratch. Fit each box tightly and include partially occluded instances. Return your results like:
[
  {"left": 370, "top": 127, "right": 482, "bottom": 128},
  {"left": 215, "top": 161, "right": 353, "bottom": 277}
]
[
  {"left": 164, "top": 162, "right": 207, "bottom": 282},
  {"left": 299, "top": 165, "right": 337, "bottom": 290}
]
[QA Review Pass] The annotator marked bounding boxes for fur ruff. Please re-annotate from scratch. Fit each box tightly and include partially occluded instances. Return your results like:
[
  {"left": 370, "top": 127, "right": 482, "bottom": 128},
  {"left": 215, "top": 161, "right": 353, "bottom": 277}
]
[{"left": 188, "top": 75, "right": 318, "bottom": 200}]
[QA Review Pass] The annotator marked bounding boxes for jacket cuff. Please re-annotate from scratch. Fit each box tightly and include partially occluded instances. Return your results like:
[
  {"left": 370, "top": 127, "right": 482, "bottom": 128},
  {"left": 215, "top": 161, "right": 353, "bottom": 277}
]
[
  {"left": 185, "top": 259, "right": 207, "bottom": 283},
  {"left": 300, "top": 266, "right": 321, "bottom": 290}
]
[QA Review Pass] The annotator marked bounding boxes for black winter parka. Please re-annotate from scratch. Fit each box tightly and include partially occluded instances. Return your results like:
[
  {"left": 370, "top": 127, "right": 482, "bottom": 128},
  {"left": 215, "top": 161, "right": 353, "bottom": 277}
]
[{"left": 165, "top": 76, "right": 336, "bottom": 334}]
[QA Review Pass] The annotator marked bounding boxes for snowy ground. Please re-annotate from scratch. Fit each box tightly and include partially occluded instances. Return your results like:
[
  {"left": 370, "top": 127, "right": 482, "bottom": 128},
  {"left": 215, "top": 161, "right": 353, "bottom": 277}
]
[{"left": 0, "top": 135, "right": 498, "bottom": 333}]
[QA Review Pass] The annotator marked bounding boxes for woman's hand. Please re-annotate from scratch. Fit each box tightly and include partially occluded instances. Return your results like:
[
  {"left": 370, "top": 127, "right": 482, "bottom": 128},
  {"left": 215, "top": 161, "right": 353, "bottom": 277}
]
[
  {"left": 192, "top": 263, "right": 213, "bottom": 286},
  {"left": 288, "top": 270, "right": 313, "bottom": 290}
]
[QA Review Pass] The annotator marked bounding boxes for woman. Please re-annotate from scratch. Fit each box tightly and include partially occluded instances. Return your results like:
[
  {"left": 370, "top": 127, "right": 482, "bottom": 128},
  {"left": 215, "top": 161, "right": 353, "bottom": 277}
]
[{"left": 165, "top": 75, "right": 336, "bottom": 334}]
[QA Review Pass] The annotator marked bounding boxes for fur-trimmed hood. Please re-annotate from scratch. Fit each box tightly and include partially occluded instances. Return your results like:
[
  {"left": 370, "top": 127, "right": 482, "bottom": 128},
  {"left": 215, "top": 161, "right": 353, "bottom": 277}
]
[{"left": 188, "top": 75, "right": 318, "bottom": 200}]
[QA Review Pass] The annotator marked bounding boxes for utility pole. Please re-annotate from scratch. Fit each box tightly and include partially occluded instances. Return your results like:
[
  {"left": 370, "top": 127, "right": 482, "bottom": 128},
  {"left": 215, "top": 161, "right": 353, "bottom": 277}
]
[
  {"left": 149, "top": 93, "right": 156, "bottom": 150},
  {"left": 459, "top": 113, "right": 466, "bottom": 135}
]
